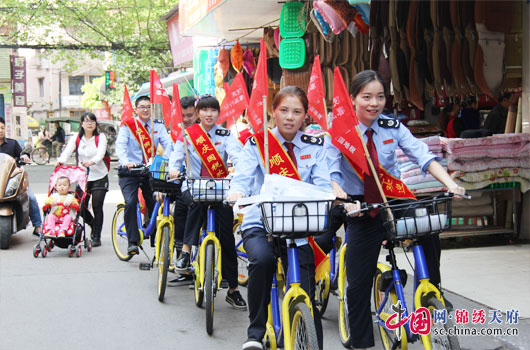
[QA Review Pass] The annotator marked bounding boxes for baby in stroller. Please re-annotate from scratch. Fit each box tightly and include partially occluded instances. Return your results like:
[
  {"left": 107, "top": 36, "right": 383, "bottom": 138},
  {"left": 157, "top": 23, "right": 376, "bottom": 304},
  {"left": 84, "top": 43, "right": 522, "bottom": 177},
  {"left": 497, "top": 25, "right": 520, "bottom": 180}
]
[{"left": 43, "top": 176, "right": 80, "bottom": 238}]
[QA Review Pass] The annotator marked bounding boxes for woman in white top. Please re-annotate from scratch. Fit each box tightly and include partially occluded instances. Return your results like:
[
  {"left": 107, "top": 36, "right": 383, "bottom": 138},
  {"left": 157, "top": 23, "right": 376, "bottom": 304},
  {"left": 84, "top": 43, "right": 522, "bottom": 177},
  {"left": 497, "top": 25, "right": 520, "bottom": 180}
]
[{"left": 56, "top": 112, "right": 109, "bottom": 247}]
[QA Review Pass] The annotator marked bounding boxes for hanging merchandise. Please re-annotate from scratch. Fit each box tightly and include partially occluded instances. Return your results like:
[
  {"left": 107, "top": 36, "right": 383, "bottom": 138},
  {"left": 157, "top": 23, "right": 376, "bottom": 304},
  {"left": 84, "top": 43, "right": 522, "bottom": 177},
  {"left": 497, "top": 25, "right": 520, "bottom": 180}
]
[
  {"left": 218, "top": 48, "right": 230, "bottom": 78},
  {"left": 279, "top": 1, "right": 307, "bottom": 69},
  {"left": 204, "top": 49, "right": 219, "bottom": 95},
  {"left": 214, "top": 61, "right": 226, "bottom": 104},
  {"left": 310, "top": 8, "right": 334, "bottom": 42},
  {"left": 312, "top": 0, "right": 346, "bottom": 35},
  {"left": 231, "top": 41, "right": 243, "bottom": 72},
  {"left": 242, "top": 47, "right": 256, "bottom": 78}
]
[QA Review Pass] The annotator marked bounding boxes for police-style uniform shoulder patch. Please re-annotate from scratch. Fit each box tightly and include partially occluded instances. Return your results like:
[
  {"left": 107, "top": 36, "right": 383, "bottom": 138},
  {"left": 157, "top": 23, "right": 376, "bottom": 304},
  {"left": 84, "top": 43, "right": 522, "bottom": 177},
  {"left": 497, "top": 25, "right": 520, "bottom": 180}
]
[
  {"left": 153, "top": 119, "right": 165, "bottom": 124},
  {"left": 249, "top": 136, "right": 257, "bottom": 145},
  {"left": 301, "top": 134, "right": 324, "bottom": 146},
  {"left": 215, "top": 129, "right": 231, "bottom": 136},
  {"left": 377, "top": 118, "right": 400, "bottom": 129}
]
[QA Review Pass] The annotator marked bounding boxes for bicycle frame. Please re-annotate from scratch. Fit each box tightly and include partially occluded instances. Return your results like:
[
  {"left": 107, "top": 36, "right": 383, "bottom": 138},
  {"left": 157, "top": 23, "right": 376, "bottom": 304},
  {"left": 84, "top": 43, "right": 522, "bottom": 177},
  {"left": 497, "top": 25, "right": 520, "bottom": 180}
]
[
  {"left": 191, "top": 207, "right": 223, "bottom": 293},
  {"left": 376, "top": 242, "right": 445, "bottom": 349},
  {"left": 154, "top": 196, "right": 174, "bottom": 264},
  {"left": 269, "top": 239, "right": 315, "bottom": 350}
]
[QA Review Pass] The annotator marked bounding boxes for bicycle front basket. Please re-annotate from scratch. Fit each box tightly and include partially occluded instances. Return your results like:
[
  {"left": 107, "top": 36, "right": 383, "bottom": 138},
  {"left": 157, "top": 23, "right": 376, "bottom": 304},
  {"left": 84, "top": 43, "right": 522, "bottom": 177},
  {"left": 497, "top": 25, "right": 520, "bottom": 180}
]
[
  {"left": 149, "top": 171, "right": 183, "bottom": 195},
  {"left": 258, "top": 200, "right": 332, "bottom": 239},
  {"left": 382, "top": 196, "right": 453, "bottom": 240},
  {"left": 188, "top": 177, "right": 231, "bottom": 203}
]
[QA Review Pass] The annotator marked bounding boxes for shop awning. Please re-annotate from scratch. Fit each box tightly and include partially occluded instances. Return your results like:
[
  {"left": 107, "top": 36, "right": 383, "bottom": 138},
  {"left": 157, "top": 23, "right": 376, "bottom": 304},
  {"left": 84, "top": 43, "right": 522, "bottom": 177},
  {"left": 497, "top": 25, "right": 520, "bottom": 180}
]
[
  {"left": 131, "top": 70, "right": 195, "bottom": 100},
  {"left": 179, "top": 0, "right": 282, "bottom": 42},
  {"left": 27, "top": 116, "right": 39, "bottom": 128}
]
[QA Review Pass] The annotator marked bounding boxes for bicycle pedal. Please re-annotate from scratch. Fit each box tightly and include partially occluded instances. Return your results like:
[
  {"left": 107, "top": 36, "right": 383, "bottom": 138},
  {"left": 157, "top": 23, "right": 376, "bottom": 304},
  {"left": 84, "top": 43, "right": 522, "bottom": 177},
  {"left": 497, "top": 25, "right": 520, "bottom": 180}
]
[{"left": 139, "top": 262, "right": 151, "bottom": 270}]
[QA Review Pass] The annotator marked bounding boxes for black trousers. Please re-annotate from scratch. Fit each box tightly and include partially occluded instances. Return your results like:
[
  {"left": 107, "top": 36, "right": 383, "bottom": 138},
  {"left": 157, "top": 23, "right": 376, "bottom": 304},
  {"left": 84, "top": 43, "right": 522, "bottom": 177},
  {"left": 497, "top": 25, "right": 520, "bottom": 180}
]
[
  {"left": 118, "top": 175, "right": 154, "bottom": 245},
  {"left": 182, "top": 197, "right": 238, "bottom": 289},
  {"left": 172, "top": 192, "right": 190, "bottom": 245},
  {"left": 242, "top": 227, "right": 323, "bottom": 349},
  {"left": 345, "top": 212, "right": 443, "bottom": 348},
  {"left": 314, "top": 205, "right": 346, "bottom": 255}
]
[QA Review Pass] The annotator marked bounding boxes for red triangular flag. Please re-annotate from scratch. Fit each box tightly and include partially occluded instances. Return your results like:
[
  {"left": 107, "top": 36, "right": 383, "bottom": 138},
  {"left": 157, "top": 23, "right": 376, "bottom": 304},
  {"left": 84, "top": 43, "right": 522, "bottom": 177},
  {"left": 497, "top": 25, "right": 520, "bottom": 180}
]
[
  {"left": 170, "top": 83, "right": 183, "bottom": 143},
  {"left": 247, "top": 38, "right": 268, "bottom": 131},
  {"left": 120, "top": 84, "right": 134, "bottom": 126},
  {"left": 150, "top": 70, "right": 172, "bottom": 127},
  {"left": 330, "top": 67, "right": 369, "bottom": 174},
  {"left": 218, "top": 72, "right": 250, "bottom": 125},
  {"left": 307, "top": 55, "right": 328, "bottom": 131}
]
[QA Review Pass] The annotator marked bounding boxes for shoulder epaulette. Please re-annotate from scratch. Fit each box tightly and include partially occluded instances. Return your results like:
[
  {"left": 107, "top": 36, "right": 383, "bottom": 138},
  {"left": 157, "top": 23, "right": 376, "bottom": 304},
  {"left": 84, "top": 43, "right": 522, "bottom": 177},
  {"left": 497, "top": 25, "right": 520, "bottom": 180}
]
[
  {"left": 301, "top": 134, "right": 324, "bottom": 145},
  {"left": 377, "top": 118, "right": 400, "bottom": 129},
  {"left": 153, "top": 119, "right": 165, "bottom": 124},
  {"left": 215, "top": 129, "right": 231, "bottom": 136},
  {"left": 249, "top": 136, "right": 257, "bottom": 145}
]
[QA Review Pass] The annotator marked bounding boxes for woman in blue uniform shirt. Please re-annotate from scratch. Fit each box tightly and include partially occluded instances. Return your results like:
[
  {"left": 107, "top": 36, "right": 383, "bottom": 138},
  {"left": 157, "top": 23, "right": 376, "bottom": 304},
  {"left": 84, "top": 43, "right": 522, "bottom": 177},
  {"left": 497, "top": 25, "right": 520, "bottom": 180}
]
[
  {"left": 227, "top": 86, "right": 341, "bottom": 350},
  {"left": 330, "top": 70, "right": 466, "bottom": 350}
]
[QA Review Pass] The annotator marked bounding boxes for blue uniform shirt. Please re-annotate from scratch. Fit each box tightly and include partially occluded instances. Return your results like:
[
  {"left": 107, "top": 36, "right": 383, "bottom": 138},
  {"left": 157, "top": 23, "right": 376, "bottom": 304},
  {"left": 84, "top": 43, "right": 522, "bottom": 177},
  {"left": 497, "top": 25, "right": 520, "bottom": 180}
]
[
  {"left": 116, "top": 117, "right": 173, "bottom": 166},
  {"left": 329, "top": 116, "right": 440, "bottom": 195},
  {"left": 228, "top": 127, "right": 332, "bottom": 232},
  {"left": 169, "top": 123, "right": 241, "bottom": 178}
]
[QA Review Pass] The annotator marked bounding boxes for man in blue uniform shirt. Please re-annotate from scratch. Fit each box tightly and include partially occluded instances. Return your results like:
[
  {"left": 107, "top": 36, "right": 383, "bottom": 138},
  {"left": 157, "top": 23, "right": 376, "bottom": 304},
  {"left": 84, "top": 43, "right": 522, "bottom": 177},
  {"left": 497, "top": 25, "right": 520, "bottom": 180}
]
[{"left": 116, "top": 95, "right": 173, "bottom": 256}]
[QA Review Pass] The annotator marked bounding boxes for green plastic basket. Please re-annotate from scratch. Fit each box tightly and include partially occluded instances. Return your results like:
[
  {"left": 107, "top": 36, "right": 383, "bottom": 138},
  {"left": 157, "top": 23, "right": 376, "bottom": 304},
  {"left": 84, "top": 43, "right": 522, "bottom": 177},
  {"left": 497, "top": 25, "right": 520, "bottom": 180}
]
[
  {"left": 279, "top": 1, "right": 306, "bottom": 38},
  {"left": 279, "top": 38, "right": 306, "bottom": 69},
  {"left": 488, "top": 182, "right": 521, "bottom": 189}
]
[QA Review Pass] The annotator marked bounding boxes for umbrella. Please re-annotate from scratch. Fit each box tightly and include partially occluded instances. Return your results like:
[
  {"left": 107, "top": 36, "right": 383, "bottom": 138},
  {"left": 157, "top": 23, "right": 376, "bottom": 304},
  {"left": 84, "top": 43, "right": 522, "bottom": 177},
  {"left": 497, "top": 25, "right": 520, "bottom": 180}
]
[{"left": 27, "top": 116, "right": 39, "bottom": 128}]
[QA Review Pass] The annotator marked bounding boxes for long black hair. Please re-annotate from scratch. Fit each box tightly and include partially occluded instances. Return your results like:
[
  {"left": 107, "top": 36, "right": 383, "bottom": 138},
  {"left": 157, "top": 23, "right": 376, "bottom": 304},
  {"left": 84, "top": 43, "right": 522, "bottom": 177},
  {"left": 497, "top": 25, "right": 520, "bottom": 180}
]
[{"left": 79, "top": 112, "right": 100, "bottom": 137}]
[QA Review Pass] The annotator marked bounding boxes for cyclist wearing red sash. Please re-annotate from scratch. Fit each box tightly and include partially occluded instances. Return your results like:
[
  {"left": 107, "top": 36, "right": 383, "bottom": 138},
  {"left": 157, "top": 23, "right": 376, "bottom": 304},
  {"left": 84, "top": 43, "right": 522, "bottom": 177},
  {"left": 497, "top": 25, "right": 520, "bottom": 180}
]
[
  {"left": 227, "top": 86, "right": 338, "bottom": 350},
  {"left": 116, "top": 96, "right": 173, "bottom": 256},
  {"left": 328, "top": 71, "right": 466, "bottom": 350},
  {"left": 168, "top": 95, "right": 247, "bottom": 310}
]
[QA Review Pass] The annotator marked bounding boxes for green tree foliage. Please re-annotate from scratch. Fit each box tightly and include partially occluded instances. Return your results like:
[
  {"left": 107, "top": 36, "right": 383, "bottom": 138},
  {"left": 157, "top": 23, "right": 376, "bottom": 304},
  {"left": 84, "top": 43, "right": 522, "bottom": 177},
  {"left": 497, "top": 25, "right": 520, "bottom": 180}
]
[{"left": 0, "top": 0, "right": 174, "bottom": 92}]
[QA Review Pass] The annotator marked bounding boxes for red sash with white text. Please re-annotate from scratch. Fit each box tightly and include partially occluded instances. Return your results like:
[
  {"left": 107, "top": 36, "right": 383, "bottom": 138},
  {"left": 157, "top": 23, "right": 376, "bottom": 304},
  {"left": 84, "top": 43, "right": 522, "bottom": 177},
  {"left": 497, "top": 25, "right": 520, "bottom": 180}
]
[
  {"left": 124, "top": 118, "right": 153, "bottom": 161},
  {"left": 253, "top": 130, "right": 301, "bottom": 180},
  {"left": 186, "top": 124, "right": 228, "bottom": 178},
  {"left": 345, "top": 157, "right": 416, "bottom": 200}
]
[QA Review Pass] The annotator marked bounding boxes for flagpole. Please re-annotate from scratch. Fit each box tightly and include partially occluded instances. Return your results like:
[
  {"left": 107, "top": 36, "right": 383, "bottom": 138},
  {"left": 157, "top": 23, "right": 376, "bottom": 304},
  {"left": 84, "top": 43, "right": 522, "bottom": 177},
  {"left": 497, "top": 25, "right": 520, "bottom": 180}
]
[
  {"left": 263, "top": 95, "right": 269, "bottom": 174},
  {"left": 180, "top": 123, "right": 193, "bottom": 178},
  {"left": 354, "top": 125, "right": 394, "bottom": 221},
  {"left": 232, "top": 116, "right": 240, "bottom": 138},
  {"left": 323, "top": 98, "right": 329, "bottom": 129}
]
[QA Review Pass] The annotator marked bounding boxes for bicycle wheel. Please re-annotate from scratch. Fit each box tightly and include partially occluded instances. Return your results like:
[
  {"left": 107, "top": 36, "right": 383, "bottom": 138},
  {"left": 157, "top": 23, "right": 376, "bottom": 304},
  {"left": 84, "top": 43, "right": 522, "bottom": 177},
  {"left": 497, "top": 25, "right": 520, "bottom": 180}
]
[
  {"left": 157, "top": 224, "right": 171, "bottom": 302},
  {"left": 315, "top": 273, "right": 331, "bottom": 316},
  {"left": 373, "top": 268, "right": 408, "bottom": 350},
  {"left": 338, "top": 264, "right": 351, "bottom": 348},
  {"left": 421, "top": 297, "right": 460, "bottom": 350},
  {"left": 263, "top": 322, "right": 277, "bottom": 350},
  {"left": 31, "top": 147, "right": 49, "bottom": 165},
  {"left": 204, "top": 242, "right": 215, "bottom": 335},
  {"left": 289, "top": 301, "right": 319, "bottom": 350},
  {"left": 111, "top": 204, "right": 132, "bottom": 261}
]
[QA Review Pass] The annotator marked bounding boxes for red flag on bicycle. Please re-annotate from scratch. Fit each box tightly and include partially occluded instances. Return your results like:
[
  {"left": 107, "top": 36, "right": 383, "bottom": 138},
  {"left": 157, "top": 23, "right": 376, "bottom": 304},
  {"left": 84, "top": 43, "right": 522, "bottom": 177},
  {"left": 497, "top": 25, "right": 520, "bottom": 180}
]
[
  {"left": 219, "top": 72, "right": 250, "bottom": 125},
  {"left": 169, "top": 83, "right": 183, "bottom": 143},
  {"left": 329, "top": 67, "right": 369, "bottom": 175},
  {"left": 247, "top": 38, "right": 268, "bottom": 131},
  {"left": 307, "top": 55, "right": 328, "bottom": 131},
  {"left": 150, "top": 69, "right": 172, "bottom": 127},
  {"left": 120, "top": 84, "right": 134, "bottom": 126}
]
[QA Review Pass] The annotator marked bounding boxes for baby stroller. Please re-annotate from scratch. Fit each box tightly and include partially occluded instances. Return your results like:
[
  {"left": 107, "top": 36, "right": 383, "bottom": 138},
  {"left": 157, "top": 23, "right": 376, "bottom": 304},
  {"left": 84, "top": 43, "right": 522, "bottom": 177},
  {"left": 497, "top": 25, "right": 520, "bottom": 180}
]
[{"left": 33, "top": 166, "right": 91, "bottom": 258}]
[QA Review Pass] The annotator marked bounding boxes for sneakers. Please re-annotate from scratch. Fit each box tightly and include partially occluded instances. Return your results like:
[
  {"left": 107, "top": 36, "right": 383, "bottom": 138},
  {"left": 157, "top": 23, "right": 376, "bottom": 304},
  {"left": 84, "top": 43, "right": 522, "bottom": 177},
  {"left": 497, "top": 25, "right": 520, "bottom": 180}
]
[
  {"left": 92, "top": 239, "right": 102, "bottom": 247},
  {"left": 128, "top": 243, "right": 139, "bottom": 256},
  {"left": 168, "top": 274, "right": 194, "bottom": 287},
  {"left": 226, "top": 290, "right": 247, "bottom": 310},
  {"left": 242, "top": 338, "right": 263, "bottom": 350},
  {"left": 175, "top": 251, "right": 191, "bottom": 271}
]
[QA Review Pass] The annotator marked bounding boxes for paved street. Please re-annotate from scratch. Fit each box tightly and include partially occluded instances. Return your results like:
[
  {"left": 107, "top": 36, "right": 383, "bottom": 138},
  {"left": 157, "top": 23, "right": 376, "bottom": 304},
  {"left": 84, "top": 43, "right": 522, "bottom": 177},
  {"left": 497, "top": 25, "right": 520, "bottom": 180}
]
[{"left": 0, "top": 163, "right": 527, "bottom": 350}]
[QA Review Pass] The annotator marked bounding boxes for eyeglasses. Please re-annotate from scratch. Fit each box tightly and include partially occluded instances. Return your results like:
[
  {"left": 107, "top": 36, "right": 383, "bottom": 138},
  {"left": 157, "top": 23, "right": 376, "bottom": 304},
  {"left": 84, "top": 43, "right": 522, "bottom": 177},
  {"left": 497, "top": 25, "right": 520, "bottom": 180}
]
[
  {"left": 83, "top": 119, "right": 96, "bottom": 124},
  {"left": 137, "top": 106, "right": 151, "bottom": 110}
]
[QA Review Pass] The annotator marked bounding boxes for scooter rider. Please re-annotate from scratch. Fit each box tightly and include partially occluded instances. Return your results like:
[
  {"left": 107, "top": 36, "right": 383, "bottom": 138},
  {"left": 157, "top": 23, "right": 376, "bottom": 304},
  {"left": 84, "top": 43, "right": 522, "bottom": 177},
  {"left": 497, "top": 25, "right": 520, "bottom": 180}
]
[{"left": 0, "top": 117, "right": 43, "bottom": 236}]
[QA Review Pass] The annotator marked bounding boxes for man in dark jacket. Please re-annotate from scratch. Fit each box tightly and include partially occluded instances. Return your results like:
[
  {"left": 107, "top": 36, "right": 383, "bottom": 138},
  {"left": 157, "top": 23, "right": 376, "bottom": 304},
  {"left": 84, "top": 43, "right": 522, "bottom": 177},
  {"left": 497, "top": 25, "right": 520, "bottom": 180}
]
[
  {"left": 0, "top": 117, "right": 43, "bottom": 235},
  {"left": 484, "top": 92, "right": 516, "bottom": 134},
  {"left": 50, "top": 122, "right": 65, "bottom": 157}
]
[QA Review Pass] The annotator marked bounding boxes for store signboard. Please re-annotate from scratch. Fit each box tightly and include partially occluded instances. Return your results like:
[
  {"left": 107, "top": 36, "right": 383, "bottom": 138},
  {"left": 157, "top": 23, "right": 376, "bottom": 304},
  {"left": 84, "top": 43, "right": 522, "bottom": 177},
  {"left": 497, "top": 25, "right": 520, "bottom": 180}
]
[
  {"left": 10, "top": 56, "right": 27, "bottom": 107},
  {"left": 167, "top": 12, "right": 194, "bottom": 66},
  {"left": 179, "top": 0, "right": 225, "bottom": 33}
]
